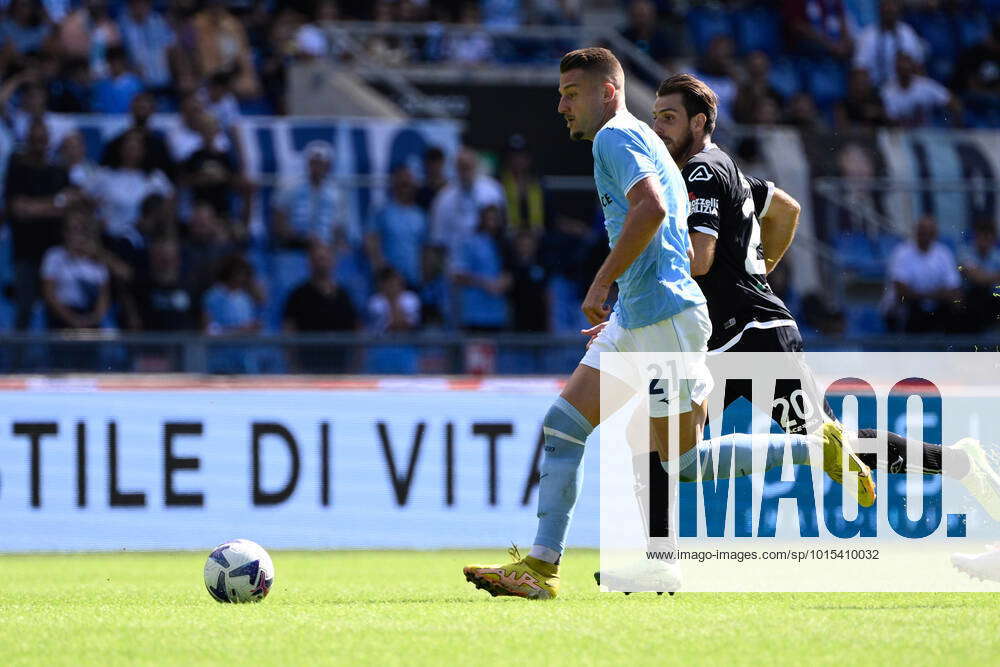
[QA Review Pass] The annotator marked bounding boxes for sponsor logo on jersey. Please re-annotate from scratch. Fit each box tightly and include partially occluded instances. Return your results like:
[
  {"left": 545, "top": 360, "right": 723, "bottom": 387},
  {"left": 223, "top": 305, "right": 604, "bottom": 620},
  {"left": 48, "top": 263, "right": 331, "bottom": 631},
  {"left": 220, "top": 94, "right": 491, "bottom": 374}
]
[
  {"left": 688, "top": 165, "right": 713, "bottom": 181},
  {"left": 690, "top": 197, "right": 719, "bottom": 215}
]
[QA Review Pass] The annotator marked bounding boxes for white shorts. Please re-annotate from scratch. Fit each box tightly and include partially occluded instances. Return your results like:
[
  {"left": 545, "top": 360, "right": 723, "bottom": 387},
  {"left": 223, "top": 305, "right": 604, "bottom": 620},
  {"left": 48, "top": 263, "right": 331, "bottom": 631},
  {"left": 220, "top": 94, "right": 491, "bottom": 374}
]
[{"left": 580, "top": 304, "right": 714, "bottom": 418}]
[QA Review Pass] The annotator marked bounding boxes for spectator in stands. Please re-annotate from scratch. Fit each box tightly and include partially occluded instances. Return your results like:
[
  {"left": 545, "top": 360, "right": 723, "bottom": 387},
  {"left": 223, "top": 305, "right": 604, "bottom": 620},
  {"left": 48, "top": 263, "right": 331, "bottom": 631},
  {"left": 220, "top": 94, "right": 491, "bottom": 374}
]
[
  {"left": 193, "top": 0, "right": 261, "bottom": 99},
  {"left": 693, "top": 35, "right": 739, "bottom": 126},
  {"left": 198, "top": 70, "right": 241, "bottom": 130},
  {"left": 183, "top": 200, "right": 236, "bottom": 297},
  {"left": 135, "top": 192, "right": 176, "bottom": 244},
  {"left": 429, "top": 146, "right": 504, "bottom": 260},
  {"left": 91, "top": 129, "right": 173, "bottom": 249},
  {"left": 785, "top": 91, "right": 828, "bottom": 132},
  {"left": 733, "top": 51, "right": 784, "bottom": 125},
  {"left": 0, "top": 0, "right": 51, "bottom": 57},
  {"left": 1, "top": 76, "right": 63, "bottom": 146},
  {"left": 202, "top": 252, "right": 264, "bottom": 335},
  {"left": 852, "top": 0, "right": 925, "bottom": 87},
  {"left": 782, "top": 0, "right": 852, "bottom": 60},
  {"left": 499, "top": 134, "right": 546, "bottom": 236},
  {"left": 366, "top": 266, "right": 421, "bottom": 373},
  {"left": 91, "top": 45, "right": 144, "bottom": 113},
  {"left": 620, "top": 0, "right": 675, "bottom": 78},
  {"left": 47, "top": 57, "right": 92, "bottom": 112},
  {"left": 444, "top": 2, "right": 494, "bottom": 64},
  {"left": 955, "top": 19, "right": 1000, "bottom": 107},
  {"left": 167, "top": 92, "right": 231, "bottom": 163},
  {"left": 883, "top": 216, "right": 962, "bottom": 333},
  {"left": 59, "top": 130, "right": 100, "bottom": 196},
  {"left": 958, "top": 218, "right": 1000, "bottom": 332},
  {"left": 418, "top": 244, "right": 450, "bottom": 328},
  {"left": 882, "top": 53, "right": 960, "bottom": 127},
  {"left": 415, "top": 146, "right": 447, "bottom": 212},
  {"left": 508, "top": 229, "right": 548, "bottom": 332},
  {"left": 283, "top": 240, "right": 359, "bottom": 372},
  {"left": 119, "top": 0, "right": 176, "bottom": 93},
  {"left": 273, "top": 140, "right": 355, "bottom": 248},
  {"left": 4, "top": 118, "right": 73, "bottom": 330},
  {"left": 59, "top": 0, "right": 122, "bottom": 79},
  {"left": 135, "top": 235, "right": 198, "bottom": 331},
  {"left": 834, "top": 68, "right": 889, "bottom": 129},
  {"left": 100, "top": 91, "right": 175, "bottom": 180},
  {"left": 181, "top": 111, "right": 243, "bottom": 224},
  {"left": 365, "top": 164, "right": 426, "bottom": 288},
  {"left": 452, "top": 204, "right": 510, "bottom": 332},
  {"left": 284, "top": 240, "right": 358, "bottom": 333},
  {"left": 367, "top": 266, "right": 420, "bottom": 333},
  {"left": 41, "top": 210, "right": 110, "bottom": 330}
]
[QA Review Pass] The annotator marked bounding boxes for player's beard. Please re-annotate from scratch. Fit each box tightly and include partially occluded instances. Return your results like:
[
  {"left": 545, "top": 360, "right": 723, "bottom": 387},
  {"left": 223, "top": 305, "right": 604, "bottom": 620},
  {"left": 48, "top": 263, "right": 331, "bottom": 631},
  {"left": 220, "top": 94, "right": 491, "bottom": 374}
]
[{"left": 667, "top": 128, "right": 694, "bottom": 161}]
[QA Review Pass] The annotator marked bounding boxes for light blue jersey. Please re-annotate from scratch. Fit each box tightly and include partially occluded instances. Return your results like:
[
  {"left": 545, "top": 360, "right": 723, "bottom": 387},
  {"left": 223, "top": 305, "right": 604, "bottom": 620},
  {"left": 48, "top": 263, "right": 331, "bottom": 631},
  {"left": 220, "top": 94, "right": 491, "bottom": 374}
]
[{"left": 592, "top": 111, "right": 705, "bottom": 328}]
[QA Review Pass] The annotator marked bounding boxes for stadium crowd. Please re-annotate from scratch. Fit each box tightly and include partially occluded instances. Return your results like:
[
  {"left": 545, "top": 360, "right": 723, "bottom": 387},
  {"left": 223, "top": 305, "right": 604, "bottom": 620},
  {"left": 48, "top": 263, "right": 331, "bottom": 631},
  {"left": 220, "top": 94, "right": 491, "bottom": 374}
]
[{"left": 0, "top": 0, "right": 998, "bottom": 359}]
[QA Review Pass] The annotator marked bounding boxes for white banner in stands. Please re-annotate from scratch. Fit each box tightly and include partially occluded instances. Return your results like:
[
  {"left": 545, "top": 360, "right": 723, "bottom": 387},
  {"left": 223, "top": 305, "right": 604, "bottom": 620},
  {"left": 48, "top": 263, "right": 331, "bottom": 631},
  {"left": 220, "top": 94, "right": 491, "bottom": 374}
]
[{"left": 0, "top": 386, "right": 600, "bottom": 552}]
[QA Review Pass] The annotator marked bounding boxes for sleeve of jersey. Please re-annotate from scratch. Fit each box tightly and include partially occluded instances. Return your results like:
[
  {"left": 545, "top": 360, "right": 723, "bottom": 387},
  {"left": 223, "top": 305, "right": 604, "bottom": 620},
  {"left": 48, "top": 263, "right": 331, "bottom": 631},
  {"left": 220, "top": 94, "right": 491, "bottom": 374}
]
[
  {"left": 746, "top": 175, "right": 775, "bottom": 217},
  {"left": 594, "top": 128, "right": 658, "bottom": 196},
  {"left": 683, "top": 162, "right": 723, "bottom": 239}
]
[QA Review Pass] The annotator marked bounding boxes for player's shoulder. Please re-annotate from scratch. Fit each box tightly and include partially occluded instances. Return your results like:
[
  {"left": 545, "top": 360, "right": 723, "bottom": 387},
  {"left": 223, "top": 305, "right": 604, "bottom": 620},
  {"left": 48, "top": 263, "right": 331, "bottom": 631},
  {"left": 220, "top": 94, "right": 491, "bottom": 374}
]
[
  {"left": 682, "top": 143, "right": 736, "bottom": 183},
  {"left": 594, "top": 112, "right": 655, "bottom": 151}
]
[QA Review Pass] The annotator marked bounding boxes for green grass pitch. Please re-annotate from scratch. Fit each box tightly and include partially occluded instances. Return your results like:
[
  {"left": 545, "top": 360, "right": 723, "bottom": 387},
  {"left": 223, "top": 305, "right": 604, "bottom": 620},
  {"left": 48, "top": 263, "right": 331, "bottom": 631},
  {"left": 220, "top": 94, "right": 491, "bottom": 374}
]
[{"left": 2, "top": 550, "right": 998, "bottom": 665}]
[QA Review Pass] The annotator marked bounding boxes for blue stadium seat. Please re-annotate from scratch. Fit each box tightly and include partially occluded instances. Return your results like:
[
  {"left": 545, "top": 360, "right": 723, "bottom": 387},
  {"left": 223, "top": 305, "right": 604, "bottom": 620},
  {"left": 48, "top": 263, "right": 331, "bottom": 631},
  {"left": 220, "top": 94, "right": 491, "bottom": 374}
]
[
  {"left": 801, "top": 59, "right": 847, "bottom": 109},
  {"left": 835, "top": 232, "right": 885, "bottom": 281},
  {"left": 957, "top": 13, "right": 991, "bottom": 48},
  {"left": 768, "top": 57, "right": 801, "bottom": 99},
  {"left": 687, "top": 6, "right": 732, "bottom": 54},
  {"left": 847, "top": 305, "right": 887, "bottom": 335},
  {"left": 732, "top": 7, "right": 782, "bottom": 56},
  {"left": 908, "top": 12, "right": 958, "bottom": 82}
]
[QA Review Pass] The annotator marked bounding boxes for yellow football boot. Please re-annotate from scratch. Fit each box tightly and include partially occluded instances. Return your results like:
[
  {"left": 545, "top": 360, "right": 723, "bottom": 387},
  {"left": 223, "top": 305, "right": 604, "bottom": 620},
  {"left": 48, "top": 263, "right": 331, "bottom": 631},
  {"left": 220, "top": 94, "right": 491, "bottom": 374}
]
[
  {"left": 822, "top": 421, "right": 876, "bottom": 507},
  {"left": 463, "top": 546, "right": 559, "bottom": 600}
]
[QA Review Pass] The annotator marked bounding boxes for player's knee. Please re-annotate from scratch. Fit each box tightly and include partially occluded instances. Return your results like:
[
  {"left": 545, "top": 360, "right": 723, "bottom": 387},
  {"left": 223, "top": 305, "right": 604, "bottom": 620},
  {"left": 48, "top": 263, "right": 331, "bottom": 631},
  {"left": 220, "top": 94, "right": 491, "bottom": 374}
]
[{"left": 542, "top": 397, "right": 593, "bottom": 455}]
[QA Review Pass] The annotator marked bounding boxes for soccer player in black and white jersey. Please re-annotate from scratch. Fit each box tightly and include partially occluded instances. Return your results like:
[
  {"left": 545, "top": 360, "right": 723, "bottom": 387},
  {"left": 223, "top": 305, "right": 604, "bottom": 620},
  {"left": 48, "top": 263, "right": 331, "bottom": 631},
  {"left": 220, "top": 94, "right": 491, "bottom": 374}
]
[{"left": 648, "top": 73, "right": 1000, "bottom": 540}]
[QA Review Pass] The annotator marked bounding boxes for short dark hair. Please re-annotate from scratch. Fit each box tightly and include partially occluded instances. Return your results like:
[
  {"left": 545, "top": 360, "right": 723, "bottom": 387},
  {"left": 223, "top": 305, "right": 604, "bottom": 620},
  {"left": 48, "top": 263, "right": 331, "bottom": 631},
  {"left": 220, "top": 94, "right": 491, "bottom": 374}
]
[
  {"left": 657, "top": 74, "right": 719, "bottom": 135},
  {"left": 560, "top": 47, "right": 624, "bottom": 89}
]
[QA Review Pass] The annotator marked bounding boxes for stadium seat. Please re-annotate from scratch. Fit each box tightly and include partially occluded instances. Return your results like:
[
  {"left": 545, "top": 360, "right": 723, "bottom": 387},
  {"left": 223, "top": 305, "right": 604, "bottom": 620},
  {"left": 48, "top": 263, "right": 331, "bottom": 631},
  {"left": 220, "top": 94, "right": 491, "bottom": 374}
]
[
  {"left": 908, "top": 12, "right": 958, "bottom": 82},
  {"left": 687, "top": 6, "right": 732, "bottom": 54},
  {"left": 732, "top": 7, "right": 782, "bottom": 56},
  {"left": 957, "top": 13, "right": 991, "bottom": 48},
  {"left": 835, "top": 232, "right": 885, "bottom": 281},
  {"left": 768, "top": 57, "right": 801, "bottom": 99},
  {"left": 801, "top": 59, "right": 847, "bottom": 109},
  {"left": 846, "top": 304, "right": 887, "bottom": 335}
]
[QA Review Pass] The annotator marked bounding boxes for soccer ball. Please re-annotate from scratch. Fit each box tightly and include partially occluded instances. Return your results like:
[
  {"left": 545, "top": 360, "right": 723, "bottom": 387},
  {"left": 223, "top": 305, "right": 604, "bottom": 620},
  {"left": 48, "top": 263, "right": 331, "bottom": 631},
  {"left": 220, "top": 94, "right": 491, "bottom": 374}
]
[{"left": 203, "top": 539, "right": 274, "bottom": 603}]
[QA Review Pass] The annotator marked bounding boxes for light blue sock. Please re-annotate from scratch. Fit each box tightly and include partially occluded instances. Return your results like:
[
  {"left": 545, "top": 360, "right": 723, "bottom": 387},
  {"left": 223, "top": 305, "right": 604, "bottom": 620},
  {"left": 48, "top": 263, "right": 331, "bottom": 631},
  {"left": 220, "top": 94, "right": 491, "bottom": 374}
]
[
  {"left": 531, "top": 397, "right": 593, "bottom": 560},
  {"left": 666, "top": 434, "right": 812, "bottom": 482}
]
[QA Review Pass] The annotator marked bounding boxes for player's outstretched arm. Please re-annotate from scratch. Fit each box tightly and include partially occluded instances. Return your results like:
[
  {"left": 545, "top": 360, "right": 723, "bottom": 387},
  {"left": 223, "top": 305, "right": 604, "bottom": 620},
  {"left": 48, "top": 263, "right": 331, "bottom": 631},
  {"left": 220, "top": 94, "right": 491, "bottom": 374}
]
[
  {"left": 759, "top": 187, "right": 801, "bottom": 274},
  {"left": 581, "top": 176, "right": 666, "bottom": 324}
]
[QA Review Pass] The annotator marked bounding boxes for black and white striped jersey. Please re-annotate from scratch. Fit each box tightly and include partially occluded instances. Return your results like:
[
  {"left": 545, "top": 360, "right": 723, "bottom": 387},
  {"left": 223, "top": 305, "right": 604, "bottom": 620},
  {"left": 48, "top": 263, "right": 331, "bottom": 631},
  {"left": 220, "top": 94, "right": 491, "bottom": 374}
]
[{"left": 682, "top": 143, "right": 795, "bottom": 352}]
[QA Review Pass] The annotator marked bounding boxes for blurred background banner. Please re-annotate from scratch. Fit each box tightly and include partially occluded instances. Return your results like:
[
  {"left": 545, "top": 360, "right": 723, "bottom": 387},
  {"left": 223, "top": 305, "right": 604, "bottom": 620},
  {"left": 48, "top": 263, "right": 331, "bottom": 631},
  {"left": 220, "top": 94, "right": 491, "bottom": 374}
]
[{"left": 0, "top": 378, "right": 600, "bottom": 552}]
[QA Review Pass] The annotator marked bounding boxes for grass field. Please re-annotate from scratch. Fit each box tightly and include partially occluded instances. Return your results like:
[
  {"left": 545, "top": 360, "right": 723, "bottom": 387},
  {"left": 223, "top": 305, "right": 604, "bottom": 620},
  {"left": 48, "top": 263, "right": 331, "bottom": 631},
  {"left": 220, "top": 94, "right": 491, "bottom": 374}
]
[{"left": 3, "top": 550, "right": 999, "bottom": 665}]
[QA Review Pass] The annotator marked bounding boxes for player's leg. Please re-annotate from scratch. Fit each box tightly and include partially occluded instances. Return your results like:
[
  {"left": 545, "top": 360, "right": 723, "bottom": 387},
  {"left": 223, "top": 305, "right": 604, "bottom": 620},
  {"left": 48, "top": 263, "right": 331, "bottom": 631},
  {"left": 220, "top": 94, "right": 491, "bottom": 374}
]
[
  {"left": 464, "top": 320, "right": 638, "bottom": 598},
  {"left": 758, "top": 326, "right": 1000, "bottom": 514}
]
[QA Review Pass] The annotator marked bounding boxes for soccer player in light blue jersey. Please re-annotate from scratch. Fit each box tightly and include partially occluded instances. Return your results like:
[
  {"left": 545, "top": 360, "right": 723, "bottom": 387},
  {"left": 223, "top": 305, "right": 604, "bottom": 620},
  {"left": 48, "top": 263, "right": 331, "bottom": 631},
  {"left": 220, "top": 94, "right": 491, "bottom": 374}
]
[{"left": 463, "top": 48, "right": 716, "bottom": 598}]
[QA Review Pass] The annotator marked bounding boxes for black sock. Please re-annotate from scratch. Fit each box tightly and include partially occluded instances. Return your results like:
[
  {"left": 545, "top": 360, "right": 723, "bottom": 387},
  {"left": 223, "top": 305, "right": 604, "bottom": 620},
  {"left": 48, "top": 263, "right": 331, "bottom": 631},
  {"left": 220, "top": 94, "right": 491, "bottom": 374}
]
[
  {"left": 633, "top": 451, "right": 677, "bottom": 560},
  {"left": 855, "top": 429, "right": 943, "bottom": 474}
]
